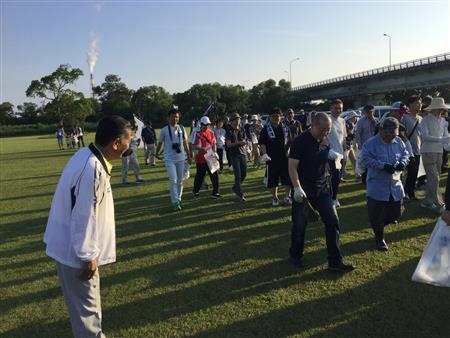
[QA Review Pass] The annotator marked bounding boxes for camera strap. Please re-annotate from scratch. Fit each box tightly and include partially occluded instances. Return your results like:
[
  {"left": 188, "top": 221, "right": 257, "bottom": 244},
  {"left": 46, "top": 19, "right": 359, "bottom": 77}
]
[{"left": 167, "top": 124, "right": 185, "bottom": 144}]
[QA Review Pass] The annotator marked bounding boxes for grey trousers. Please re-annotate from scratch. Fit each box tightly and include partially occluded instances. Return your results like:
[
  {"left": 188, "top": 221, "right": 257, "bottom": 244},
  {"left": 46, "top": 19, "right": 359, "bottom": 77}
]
[{"left": 56, "top": 262, "right": 106, "bottom": 338}]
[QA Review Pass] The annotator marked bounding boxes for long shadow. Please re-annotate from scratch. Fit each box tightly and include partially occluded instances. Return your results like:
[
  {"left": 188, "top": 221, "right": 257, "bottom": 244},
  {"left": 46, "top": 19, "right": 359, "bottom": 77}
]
[
  {"left": 189, "top": 258, "right": 450, "bottom": 338},
  {"left": 0, "top": 191, "right": 53, "bottom": 202},
  {"left": 0, "top": 173, "right": 61, "bottom": 183}
]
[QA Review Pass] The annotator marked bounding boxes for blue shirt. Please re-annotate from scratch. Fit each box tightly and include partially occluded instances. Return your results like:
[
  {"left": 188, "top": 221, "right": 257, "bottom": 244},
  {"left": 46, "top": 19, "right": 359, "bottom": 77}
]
[{"left": 361, "top": 134, "right": 409, "bottom": 202}]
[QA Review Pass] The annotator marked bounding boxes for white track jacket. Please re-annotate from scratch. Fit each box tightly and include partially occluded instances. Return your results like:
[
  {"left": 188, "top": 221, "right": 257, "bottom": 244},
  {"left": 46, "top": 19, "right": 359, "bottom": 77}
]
[{"left": 44, "top": 144, "right": 116, "bottom": 269}]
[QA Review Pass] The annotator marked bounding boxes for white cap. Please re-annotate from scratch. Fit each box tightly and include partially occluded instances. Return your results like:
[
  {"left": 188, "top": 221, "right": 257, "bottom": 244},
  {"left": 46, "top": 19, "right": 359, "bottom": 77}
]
[
  {"left": 251, "top": 114, "right": 258, "bottom": 120},
  {"left": 200, "top": 116, "right": 211, "bottom": 125}
]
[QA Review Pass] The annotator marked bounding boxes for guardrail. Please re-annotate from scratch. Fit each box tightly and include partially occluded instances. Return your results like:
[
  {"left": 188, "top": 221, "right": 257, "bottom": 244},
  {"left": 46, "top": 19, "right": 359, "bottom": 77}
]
[{"left": 292, "top": 52, "right": 450, "bottom": 91}]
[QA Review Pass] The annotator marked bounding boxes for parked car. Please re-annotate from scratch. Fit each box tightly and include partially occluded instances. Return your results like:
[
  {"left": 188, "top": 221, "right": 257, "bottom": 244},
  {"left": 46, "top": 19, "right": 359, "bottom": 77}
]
[{"left": 356, "top": 105, "right": 392, "bottom": 121}]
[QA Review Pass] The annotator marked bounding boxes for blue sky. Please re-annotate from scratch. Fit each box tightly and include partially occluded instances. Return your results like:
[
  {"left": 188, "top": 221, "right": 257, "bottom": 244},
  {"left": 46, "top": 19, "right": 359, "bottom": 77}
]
[{"left": 1, "top": 0, "right": 449, "bottom": 107}]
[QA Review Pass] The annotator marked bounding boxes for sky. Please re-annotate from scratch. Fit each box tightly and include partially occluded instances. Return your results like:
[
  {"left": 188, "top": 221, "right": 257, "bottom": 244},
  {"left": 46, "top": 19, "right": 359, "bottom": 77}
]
[{"left": 1, "top": 0, "right": 449, "bottom": 107}]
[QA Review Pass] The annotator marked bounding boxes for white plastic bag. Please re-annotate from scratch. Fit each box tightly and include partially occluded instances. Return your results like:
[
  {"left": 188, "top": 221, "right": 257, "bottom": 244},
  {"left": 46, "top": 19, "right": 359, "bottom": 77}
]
[
  {"left": 411, "top": 219, "right": 450, "bottom": 287},
  {"left": 183, "top": 161, "right": 190, "bottom": 180},
  {"left": 204, "top": 149, "right": 220, "bottom": 174}
]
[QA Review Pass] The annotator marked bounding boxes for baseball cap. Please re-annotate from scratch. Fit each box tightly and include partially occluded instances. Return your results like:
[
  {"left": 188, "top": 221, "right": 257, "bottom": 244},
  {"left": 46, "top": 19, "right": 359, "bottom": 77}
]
[
  {"left": 229, "top": 113, "right": 241, "bottom": 120},
  {"left": 251, "top": 114, "right": 258, "bottom": 121},
  {"left": 200, "top": 116, "right": 211, "bottom": 125},
  {"left": 362, "top": 104, "right": 375, "bottom": 113}
]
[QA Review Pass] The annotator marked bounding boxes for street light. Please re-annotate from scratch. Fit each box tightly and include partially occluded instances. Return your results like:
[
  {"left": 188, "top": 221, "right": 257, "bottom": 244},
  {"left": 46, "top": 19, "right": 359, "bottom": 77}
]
[
  {"left": 289, "top": 57, "right": 300, "bottom": 87},
  {"left": 383, "top": 33, "right": 392, "bottom": 67}
]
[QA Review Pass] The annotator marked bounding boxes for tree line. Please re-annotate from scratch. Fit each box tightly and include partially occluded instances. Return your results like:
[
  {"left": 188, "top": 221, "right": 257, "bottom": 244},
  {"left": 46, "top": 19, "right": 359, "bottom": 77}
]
[{"left": 1, "top": 64, "right": 449, "bottom": 128}]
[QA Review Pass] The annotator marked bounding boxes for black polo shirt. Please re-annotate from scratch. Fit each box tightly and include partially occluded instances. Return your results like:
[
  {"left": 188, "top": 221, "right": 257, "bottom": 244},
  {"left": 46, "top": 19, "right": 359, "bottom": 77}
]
[
  {"left": 289, "top": 130, "right": 330, "bottom": 197},
  {"left": 225, "top": 126, "right": 246, "bottom": 156},
  {"left": 259, "top": 123, "right": 287, "bottom": 161}
]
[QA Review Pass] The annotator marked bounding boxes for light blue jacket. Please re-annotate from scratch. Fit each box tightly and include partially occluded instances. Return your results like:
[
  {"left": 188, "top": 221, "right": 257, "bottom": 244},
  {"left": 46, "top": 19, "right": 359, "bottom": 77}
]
[{"left": 361, "top": 134, "right": 409, "bottom": 201}]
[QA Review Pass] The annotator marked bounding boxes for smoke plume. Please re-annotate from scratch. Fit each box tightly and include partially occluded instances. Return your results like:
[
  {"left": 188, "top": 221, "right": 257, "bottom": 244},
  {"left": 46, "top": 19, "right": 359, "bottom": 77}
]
[{"left": 87, "top": 34, "right": 99, "bottom": 74}]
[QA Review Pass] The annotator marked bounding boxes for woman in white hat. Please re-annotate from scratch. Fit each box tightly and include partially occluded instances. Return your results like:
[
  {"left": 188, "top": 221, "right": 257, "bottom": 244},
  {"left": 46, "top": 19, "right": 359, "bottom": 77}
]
[{"left": 418, "top": 97, "right": 450, "bottom": 212}]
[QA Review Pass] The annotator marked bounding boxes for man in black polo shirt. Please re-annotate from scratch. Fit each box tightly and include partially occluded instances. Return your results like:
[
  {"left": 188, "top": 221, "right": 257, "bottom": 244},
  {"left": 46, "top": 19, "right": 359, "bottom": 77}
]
[
  {"left": 259, "top": 107, "right": 292, "bottom": 206},
  {"left": 288, "top": 112, "right": 354, "bottom": 272},
  {"left": 225, "top": 113, "right": 247, "bottom": 201}
]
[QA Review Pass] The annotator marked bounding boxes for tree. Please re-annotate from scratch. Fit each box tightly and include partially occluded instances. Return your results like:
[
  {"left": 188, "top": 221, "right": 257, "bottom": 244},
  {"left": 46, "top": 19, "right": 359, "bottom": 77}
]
[
  {"left": 0, "top": 102, "right": 14, "bottom": 124},
  {"left": 44, "top": 92, "right": 94, "bottom": 126},
  {"left": 16, "top": 102, "right": 40, "bottom": 124},
  {"left": 131, "top": 86, "right": 173, "bottom": 126},
  {"left": 249, "top": 79, "right": 289, "bottom": 114},
  {"left": 173, "top": 83, "right": 250, "bottom": 123},
  {"left": 97, "top": 74, "right": 133, "bottom": 119},
  {"left": 26, "top": 64, "right": 84, "bottom": 124}
]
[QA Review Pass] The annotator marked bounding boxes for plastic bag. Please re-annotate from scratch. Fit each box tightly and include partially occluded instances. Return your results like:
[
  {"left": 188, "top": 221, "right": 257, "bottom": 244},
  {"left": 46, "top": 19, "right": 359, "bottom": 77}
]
[
  {"left": 411, "top": 219, "right": 450, "bottom": 287},
  {"left": 183, "top": 161, "right": 190, "bottom": 180},
  {"left": 204, "top": 149, "right": 220, "bottom": 174}
]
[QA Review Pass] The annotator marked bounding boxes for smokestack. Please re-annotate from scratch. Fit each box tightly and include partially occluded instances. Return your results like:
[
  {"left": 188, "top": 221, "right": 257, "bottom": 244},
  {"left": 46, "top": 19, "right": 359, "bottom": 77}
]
[{"left": 90, "top": 73, "right": 95, "bottom": 98}]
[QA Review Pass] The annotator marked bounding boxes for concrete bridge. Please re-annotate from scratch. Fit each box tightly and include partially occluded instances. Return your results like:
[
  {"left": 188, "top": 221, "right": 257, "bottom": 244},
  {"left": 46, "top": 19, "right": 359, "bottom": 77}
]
[{"left": 290, "top": 52, "right": 450, "bottom": 106}]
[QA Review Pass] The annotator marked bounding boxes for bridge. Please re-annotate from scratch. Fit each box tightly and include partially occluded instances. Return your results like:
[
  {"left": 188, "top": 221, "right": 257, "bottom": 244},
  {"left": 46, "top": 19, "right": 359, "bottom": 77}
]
[{"left": 290, "top": 52, "right": 450, "bottom": 105}]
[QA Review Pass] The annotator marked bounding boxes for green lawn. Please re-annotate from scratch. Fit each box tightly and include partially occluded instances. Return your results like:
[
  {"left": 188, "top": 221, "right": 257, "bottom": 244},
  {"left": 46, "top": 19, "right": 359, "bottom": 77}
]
[{"left": 0, "top": 134, "right": 449, "bottom": 338}]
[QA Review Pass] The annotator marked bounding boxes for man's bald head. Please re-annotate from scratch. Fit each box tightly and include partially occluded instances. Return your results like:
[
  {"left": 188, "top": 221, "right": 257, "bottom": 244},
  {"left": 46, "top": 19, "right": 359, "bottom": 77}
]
[
  {"left": 310, "top": 112, "right": 332, "bottom": 141},
  {"left": 312, "top": 112, "right": 332, "bottom": 126}
]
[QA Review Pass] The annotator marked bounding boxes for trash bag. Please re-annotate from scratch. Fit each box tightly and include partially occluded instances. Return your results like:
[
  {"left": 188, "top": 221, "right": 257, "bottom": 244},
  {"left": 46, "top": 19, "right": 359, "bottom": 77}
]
[
  {"left": 183, "top": 161, "right": 190, "bottom": 181},
  {"left": 411, "top": 219, "right": 450, "bottom": 287},
  {"left": 204, "top": 149, "right": 220, "bottom": 174}
]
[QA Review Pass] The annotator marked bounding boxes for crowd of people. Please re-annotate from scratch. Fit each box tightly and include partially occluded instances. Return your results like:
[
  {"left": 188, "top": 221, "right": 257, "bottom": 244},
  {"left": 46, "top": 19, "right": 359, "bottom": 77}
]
[{"left": 45, "top": 94, "right": 450, "bottom": 337}]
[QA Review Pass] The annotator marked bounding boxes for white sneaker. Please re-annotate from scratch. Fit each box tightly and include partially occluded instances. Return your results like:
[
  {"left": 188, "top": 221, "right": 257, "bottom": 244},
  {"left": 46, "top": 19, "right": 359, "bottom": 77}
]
[
  {"left": 284, "top": 196, "right": 293, "bottom": 205},
  {"left": 263, "top": 177, "right": 268, "bottom": 185},
  {"left": 229, "top": 166, "right": 234, "bottom": 172},
  {"left": 272, "top": 197, "right": 279, "bottom": 206},
  {"left": 333, "top": 199, "right": 340, "bottom": 208}
]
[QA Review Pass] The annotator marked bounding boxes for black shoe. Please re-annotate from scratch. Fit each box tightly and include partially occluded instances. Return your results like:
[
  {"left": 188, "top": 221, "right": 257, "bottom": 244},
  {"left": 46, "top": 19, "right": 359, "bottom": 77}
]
[
  {"left": 328, "top": 262, "right": 354, "bottom": 272},
  {"left": 376, "top": 239, "right": 389, "bottom": 251},
  {"left": 193, "top": 192, "right": 200, "bottom": 198},
  {"left": 289, "top": 257, "right": 303, "bottom": 268},
  {"left": 211, "top": 193, "right": 222, "bottom": 199},
  {"left": 240, "top": 194, "right": 246, "bottom": 202}
]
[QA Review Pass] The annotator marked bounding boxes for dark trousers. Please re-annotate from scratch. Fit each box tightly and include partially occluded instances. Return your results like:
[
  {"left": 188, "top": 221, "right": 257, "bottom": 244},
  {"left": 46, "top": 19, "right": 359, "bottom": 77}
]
[
  {"left": 328, "top": 160, "right": 342, "bottom": 200},
  {"left": 193, "top": 163, "right": 219, "bottom": 194},
  {"left": 78, "top": 136, "right": 85, "bottom": 147},
  {"left": 217, "top": 148, "right": 224, "bottom": 171},
  {"left": 289, "top": 192, "right": 342, "bottom": 265},
  {"left": 404, "top": 155, "right": 420, "bottom": 198},
  {"left": 367, "top": 196, "right": 402, "bottom": 239},
  {"left": 225, "top": 148, "right": 231, "bottom": 168},
  {"left": 230, "top": 154, "right": 247, "bottom": 195}
]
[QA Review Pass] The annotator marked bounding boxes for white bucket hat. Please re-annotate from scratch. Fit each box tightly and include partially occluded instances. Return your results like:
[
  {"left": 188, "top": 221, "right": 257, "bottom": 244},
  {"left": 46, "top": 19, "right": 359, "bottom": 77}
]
[{"left": 424, "top": 97, "right": 449, "bottom": 111}]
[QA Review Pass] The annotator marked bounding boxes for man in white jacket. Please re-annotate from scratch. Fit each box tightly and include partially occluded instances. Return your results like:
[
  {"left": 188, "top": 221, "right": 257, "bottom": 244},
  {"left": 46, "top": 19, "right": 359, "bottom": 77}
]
[
  {"left": 327, "top": 99, "right": 347, "bottom": 207},
  {"left": 44, "top": 115, "right": 132, "bottom": 338}
]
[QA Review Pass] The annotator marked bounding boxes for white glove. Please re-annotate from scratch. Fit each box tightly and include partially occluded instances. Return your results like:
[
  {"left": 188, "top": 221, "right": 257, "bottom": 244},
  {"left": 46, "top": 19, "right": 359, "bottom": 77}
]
[
  {"left": 260, "top": 153, "right": 272, "bottom": 163},
  {"left": 328, "top": 149, "right": 341, "bottom": 160},
  {"left": 293, "top": 186, "right": 306, "bottom": 202}
]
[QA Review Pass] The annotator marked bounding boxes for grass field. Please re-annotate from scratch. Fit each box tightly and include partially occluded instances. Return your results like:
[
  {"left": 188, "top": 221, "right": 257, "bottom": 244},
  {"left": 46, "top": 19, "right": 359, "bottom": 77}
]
[{"left": 0, "top": 134, "right": 449, "bottom": 338}]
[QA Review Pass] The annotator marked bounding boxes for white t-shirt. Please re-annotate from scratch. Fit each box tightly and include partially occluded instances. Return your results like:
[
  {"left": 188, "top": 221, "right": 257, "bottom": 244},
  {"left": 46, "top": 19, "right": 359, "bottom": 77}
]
[{"left": 158, "top": 124, "right": 187, "bottom": 162}]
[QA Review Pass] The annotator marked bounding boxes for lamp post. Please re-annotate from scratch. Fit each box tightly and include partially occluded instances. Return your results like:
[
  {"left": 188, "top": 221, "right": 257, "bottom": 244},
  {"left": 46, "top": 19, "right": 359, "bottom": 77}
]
[
  {"left": 383, "top": 34, "right": 391, "bottom": 67},
  {"left": 289, "top": 57, "right": 300, "bottom": 87}
]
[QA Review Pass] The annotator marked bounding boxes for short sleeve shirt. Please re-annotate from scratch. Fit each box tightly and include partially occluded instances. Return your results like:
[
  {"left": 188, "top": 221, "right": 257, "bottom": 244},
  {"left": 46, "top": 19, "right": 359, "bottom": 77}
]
[
  {"left": 289, "top": 130, "right": 330, "bottom": 197},
  {"left": 225, "top": 126, "right": 246, "bottom": 156},
  {"left": 194, "top": 129, "right": 216, "bottom": 164},
  {"left": 158, "top": 124, "right": 187, "bottom": 162},
  {"left": 259, "top": 124, "right": 287, "bottom": 161}
]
